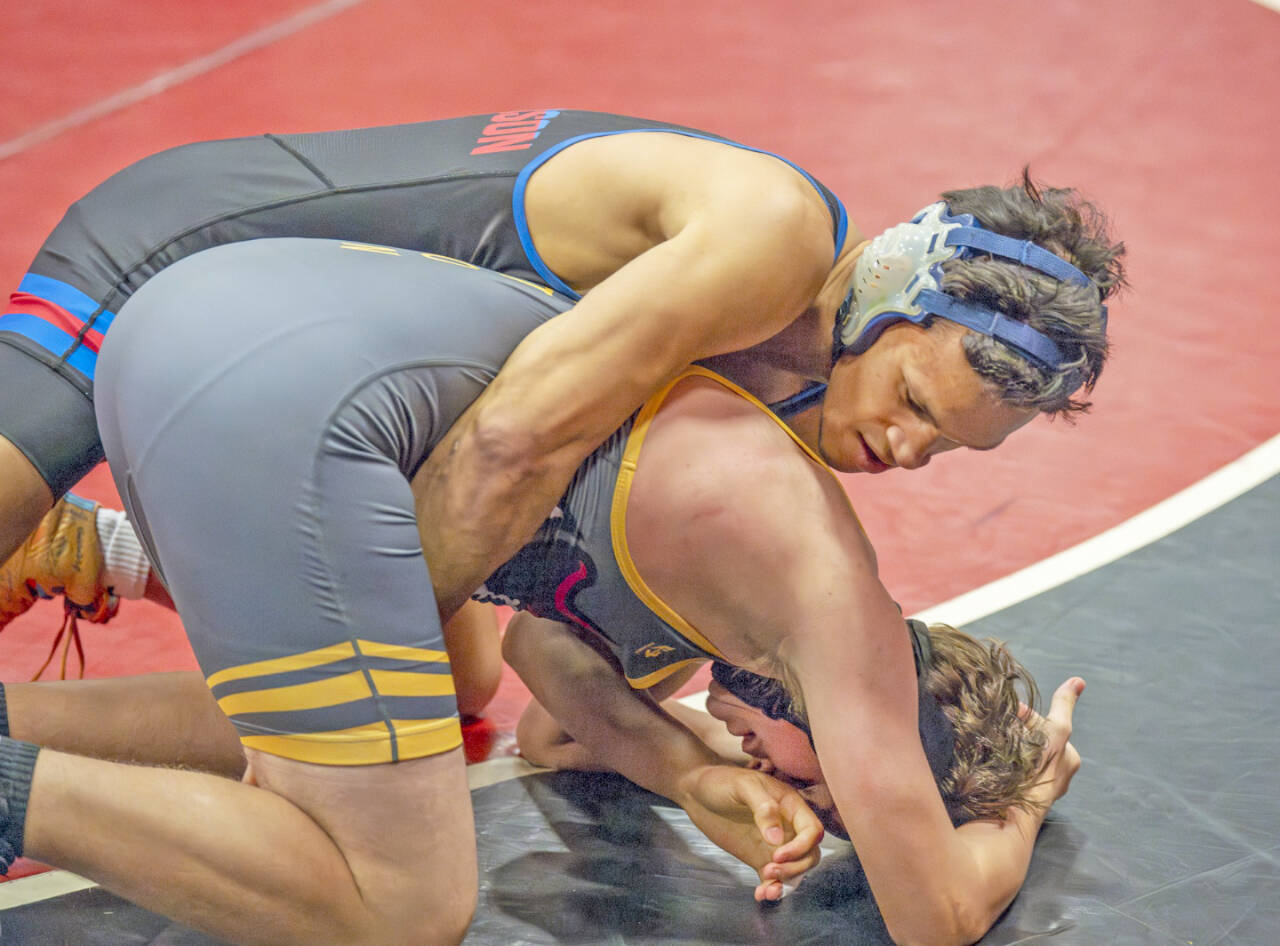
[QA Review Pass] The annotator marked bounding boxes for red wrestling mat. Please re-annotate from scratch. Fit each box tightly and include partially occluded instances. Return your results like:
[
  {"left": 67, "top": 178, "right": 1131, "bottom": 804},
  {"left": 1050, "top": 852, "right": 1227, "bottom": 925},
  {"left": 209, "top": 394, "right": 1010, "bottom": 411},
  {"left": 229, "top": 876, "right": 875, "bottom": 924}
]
[{"left": 2, "top": 0, "right": 1278, "bottom": 882}]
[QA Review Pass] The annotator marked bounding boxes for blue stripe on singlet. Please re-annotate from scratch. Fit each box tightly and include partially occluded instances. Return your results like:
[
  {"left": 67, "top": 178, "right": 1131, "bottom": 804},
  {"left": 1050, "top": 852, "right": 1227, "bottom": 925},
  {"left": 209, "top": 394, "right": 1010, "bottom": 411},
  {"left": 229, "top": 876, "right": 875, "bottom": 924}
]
[
  {"left": 0, "top": 313, "right": 99, "bottom": 377},
  {"left": 511, "top": 129, "right": 850, "bottom": 302},
  {"left": 18, "top": 272, "right": 117, "bottom": 332}
]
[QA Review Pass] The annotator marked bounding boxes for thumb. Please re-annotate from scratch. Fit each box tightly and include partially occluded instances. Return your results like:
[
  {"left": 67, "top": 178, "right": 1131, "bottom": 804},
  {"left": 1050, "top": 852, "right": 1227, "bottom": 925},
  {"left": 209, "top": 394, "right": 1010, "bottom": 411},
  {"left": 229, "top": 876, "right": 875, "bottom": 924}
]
[{"left": 1048, "top": 677, "right": 1085, "bottom": 726}]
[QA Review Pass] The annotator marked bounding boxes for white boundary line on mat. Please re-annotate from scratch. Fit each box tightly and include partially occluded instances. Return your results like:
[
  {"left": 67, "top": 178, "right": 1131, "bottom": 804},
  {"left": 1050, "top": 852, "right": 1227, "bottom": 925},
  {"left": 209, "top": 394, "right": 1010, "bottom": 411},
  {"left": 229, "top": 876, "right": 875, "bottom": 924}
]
[
  {"left": 0, "top": 869, "right": 96, "bottom": 910},
  {"left": 911, "top": 433, "right": 1280, "bottom": 628},
  {"left": 2, "top": 435, "right": 1276, "bottom": 911},
  {"left": 0, "top": 0, "right": 370, "bottom": 162}
]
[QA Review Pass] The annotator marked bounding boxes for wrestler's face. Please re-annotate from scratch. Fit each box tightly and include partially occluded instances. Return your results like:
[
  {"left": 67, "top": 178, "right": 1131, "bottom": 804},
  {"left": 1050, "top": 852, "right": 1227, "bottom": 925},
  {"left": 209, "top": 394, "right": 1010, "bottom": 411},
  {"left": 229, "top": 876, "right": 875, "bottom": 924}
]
[
  {"left": 818, "top": 321, "right": 1037, "bottom": 474},
  {"left": 705, "top": 680, "right": 824, "bottom": 784},
  {"left": 705, "top": 680, "right": 848, "bottom": 837}
]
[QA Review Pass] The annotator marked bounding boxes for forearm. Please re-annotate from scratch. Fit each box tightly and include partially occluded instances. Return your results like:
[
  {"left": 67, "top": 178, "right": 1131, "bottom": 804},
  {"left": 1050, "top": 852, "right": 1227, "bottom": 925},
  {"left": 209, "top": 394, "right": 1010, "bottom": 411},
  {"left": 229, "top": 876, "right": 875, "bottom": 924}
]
[
  {"left": 6, "top": 673, "right": 246, "bottom": 777},
  {"left": 506, "top": 616, "right": 824, "bottom": 893},
  {"left": 661, "top": 698, "right": 750, "bottom": 763},
  {"left": 412, "top": 395, "right": 583, "bottom": 618},
  {"left": 517, "top": 690, "right": 738, "bottom": 773},
  {"left": 440, "top": 601, "right": 503, "bottom": 718},
  {"left": 515, "top": 697, "right": 613, "bottom": 772},
  {"left": 504, "top": 614, "right": 720, "bottom": 802},
  {"left": 950, "top": 807, "right": 1047, "bottom": 934},
  {"left": 411, "top": 218, "right": 822, "bottom": 618}
]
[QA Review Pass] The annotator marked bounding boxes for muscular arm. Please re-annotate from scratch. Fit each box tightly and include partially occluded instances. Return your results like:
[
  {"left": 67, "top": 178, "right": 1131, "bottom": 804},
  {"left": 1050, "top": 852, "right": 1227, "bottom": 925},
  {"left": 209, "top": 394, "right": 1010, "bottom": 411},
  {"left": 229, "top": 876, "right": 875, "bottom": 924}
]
[
  {"left": 749, "top": 495, "right": 1064, "bottom": 944},
  {"left": 622, "top": 383, "right": 1072, "bottom": 946},
  {"left": 503, "top": 612, "right": 822, "bottom": 897},
  {"left": 412, "top": 146, "right": 837, "bottom": 617}
]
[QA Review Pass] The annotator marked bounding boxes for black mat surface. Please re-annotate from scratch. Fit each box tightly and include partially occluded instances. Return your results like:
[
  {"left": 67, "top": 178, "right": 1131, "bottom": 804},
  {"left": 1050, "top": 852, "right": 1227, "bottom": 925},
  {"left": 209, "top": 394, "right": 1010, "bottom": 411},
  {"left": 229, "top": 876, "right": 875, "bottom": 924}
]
[{"left": 3, "top": 476, "right": 1276, "bottom": 945}]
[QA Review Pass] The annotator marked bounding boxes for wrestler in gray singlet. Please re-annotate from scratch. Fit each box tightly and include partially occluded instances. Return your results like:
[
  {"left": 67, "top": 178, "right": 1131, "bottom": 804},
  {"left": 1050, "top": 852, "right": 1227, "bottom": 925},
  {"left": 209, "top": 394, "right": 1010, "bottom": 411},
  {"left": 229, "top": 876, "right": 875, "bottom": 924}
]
[
  {"left": 95, "top": 239, "right": 570, "bottom": 765},
  {"left": 95, "top": 237, "right": 807, "bottom": 763}
]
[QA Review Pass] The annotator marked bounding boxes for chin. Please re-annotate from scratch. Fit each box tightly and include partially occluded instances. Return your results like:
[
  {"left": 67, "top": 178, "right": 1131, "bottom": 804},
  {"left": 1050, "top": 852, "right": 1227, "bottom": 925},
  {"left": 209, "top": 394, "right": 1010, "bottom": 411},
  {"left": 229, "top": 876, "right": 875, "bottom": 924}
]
[{"left": 822, "top": 446, "right": 863, "bottom": 474}]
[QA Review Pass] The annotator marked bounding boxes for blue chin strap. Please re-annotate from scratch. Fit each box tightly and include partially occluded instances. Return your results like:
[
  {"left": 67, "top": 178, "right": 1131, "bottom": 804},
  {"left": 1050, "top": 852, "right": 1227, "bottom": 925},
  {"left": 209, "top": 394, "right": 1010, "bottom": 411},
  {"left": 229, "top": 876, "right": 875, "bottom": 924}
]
[{"left": 768, "top": 202, "right": 1103, "bottom": 419}]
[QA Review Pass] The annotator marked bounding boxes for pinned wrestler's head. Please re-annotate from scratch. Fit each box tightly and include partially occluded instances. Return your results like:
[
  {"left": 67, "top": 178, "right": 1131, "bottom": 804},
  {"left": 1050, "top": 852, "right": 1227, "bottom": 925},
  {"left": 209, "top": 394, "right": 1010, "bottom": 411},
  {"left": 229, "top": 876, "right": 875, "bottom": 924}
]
[
  {"left": 816, "top": 171, "right": 1125, "bottom": 475},
  {"left": 707, "top": 621, "right": 1050, "bottom": 838}
]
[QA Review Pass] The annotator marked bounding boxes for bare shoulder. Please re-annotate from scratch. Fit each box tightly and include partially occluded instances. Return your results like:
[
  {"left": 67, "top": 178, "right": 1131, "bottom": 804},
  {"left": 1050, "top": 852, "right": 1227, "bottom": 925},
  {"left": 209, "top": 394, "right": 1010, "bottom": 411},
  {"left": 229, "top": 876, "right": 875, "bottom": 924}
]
[
  {"left": 526, "top": 131, "right": 837, "bottom": 292},
  {"left": 626, "top": 375, "right": 876, "bottom": 662}
]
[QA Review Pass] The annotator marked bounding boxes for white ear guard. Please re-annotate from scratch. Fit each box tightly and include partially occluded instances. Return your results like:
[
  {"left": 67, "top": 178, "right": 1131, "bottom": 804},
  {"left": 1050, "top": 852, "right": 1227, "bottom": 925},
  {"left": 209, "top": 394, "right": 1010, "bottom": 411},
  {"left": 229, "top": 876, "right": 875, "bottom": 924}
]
[{"left": 837, "top": 202, "right": 1103, "bottom": 377}]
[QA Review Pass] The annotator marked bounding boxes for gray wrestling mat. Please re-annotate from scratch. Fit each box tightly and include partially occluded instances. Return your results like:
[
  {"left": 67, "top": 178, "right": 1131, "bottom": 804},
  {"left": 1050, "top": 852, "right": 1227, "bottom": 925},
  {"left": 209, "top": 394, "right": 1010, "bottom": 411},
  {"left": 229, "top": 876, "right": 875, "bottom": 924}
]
[{"left": 2, "top": 474, "right": 1277, "bottom": 945}]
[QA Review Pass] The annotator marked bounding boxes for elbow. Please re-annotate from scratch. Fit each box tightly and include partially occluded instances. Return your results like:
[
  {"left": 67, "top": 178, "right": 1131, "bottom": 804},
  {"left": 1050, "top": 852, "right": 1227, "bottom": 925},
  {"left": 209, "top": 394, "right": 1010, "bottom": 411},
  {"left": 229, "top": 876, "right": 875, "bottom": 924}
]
[
  {"left": 883, "top": 896, "right": 993, "bottom": 946},
  {"left": 465, "top": 403, "right": 545, "bottom": 480},
  {"left": 464, "top": 400, "right": 590, "bottom": 500}
]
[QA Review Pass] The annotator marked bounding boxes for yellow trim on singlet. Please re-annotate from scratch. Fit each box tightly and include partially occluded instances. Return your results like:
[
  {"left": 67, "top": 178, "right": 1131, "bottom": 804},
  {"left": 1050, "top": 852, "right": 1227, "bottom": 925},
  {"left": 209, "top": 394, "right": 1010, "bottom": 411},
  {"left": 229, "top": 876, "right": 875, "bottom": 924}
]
[
  {"left": 215, "top": 669, "right": 455, "bottom": 718},
  {"left": 337, "top": 242, "right": 554, "bottom": 295},
  {"left": 206, "top": 641, "right": 357, "bottom": 689},
  {"left": 367, "top": 669, "right": 457, "bottom": 697},
  {"left": 357, "top": 640, "right": 452, "bottom": 664},
  {"left": 625, "top": 657, "right": 708, "bottom": 691},
  {"left": 205, "top": 639, "right": 449, "bottom": 690},
  {"left": 610, "top": 365, "right": 864, "bottom": 676},
  {"left": 339, "top": 241, "right": 402, "bottom": 255},
  {"left": 240, "top": 717, "right": 463, "bottom": 765}
]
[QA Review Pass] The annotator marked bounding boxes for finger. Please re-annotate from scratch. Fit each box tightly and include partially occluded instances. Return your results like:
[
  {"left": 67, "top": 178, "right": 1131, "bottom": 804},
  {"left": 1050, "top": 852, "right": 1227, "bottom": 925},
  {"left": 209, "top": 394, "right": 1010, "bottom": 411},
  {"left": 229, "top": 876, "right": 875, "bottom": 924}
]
[
  {"left": 755, "top": 878, "right": 784, "bottom": 902},
  {"left": 771, "top": 795, "right": 824, "bottom": 861},
  {"left": 765, "top": 850, "right": 820, "bottom": 882},
  {"left": 1047, "top": 677, "right": 1085, "bottom": 726},
  {"left": 771, "top": 819, "right": 823, "bottom": 862},
  {"left": 737, "top": 778, "right": 787, "bottom": 847}
]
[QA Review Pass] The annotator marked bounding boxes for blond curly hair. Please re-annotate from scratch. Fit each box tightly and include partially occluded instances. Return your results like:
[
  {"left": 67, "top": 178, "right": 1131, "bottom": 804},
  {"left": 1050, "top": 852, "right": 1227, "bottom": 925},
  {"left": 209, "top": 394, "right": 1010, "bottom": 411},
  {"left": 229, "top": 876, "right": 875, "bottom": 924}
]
[{"left": 923, "top": 623, "right": 1049, "bottom": 823}]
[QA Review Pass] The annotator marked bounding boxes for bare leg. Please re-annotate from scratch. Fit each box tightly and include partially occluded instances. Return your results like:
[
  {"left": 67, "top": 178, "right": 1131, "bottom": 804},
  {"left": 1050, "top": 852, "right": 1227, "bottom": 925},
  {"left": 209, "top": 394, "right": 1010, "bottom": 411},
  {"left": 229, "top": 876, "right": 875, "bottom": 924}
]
[
  {"left": 23, "top": 746, "right": 477, "bottom": 946},
  {"left": 6, "top": 673, "right": 245, "bottom": 777},
  {"left": 0, "top": 435, "right": 54, "bottom": 564}
]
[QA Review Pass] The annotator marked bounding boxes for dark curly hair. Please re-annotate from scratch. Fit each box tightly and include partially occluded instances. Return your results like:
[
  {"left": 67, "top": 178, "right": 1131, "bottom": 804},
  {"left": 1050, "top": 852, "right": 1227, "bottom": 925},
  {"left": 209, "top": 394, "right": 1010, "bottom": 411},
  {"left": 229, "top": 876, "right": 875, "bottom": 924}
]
[{"left": 940, "top": 169, "right": 1127, "bottom": 418}]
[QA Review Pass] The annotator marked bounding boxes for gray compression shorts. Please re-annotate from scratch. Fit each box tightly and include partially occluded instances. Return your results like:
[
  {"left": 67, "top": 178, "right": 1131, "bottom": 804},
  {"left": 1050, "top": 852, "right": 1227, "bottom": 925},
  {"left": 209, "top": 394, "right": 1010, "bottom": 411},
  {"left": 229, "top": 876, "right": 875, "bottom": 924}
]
[{"left": 93, "top": 238, "right": 569, "bottom": 764}]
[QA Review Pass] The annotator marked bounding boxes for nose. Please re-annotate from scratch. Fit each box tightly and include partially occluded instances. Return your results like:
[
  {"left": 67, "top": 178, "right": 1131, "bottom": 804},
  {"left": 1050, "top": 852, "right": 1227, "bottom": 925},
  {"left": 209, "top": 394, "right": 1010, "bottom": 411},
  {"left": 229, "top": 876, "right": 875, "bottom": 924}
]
[{"left": 886, "top": 420, "right": 937, "bottom": 470}]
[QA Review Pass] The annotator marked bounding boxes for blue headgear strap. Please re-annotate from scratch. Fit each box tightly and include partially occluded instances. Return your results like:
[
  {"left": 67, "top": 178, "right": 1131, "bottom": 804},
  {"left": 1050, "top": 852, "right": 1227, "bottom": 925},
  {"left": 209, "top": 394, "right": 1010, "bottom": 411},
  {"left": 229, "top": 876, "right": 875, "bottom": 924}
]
[
  {"left": 944, "top": 227, "right": 1091, "bottom": 286},
  {"left": 945, "top": 226, "right": 1108, "bottom": 335},
  {"left": 915, "top": 290, "right": 1068, "bottom": 368},
  {"left": 840, "top": 202, "right": 1103, "bottom": 383}
]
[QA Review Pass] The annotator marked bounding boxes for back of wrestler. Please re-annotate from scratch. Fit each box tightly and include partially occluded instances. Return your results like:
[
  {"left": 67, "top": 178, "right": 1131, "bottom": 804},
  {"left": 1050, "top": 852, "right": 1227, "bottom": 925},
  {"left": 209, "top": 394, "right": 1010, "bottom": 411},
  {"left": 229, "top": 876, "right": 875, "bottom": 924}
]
[
  {"left": 0, "top": 108, "right": 848, "bottom": 580},
  {"left": 2, "top": 110, "right": 695, "bottom": 498}
]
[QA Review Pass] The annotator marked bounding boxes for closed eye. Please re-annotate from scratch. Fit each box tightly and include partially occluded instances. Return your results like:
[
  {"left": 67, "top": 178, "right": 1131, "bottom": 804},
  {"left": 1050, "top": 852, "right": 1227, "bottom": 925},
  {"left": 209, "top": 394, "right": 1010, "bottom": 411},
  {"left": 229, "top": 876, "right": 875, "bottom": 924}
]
[{"left": 906, "top": 390, "right": 937, "bottom": 428}]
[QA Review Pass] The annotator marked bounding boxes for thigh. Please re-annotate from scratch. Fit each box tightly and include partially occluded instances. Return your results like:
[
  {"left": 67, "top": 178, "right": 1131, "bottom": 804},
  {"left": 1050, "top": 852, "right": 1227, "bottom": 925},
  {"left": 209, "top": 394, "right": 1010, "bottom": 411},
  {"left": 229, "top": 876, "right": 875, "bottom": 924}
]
[
  {"left": 0, "top": 341, "right": 102, "bottom": 498},
  {"left": 245, "top": 746, "right": 478, "bottom": 945}
]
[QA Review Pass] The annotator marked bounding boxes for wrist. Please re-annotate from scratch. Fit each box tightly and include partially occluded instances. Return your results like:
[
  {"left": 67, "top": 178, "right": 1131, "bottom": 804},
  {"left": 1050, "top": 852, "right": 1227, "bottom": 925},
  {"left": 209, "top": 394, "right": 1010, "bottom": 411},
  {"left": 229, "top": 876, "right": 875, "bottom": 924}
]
[{"left": 672, "top": 760, "right": 723, "bottom": 810}]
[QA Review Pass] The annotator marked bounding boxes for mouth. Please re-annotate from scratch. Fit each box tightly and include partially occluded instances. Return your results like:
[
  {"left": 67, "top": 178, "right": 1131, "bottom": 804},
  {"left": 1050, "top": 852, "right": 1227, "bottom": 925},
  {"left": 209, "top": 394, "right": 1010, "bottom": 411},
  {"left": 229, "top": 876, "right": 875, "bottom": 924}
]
[{"left": 858, "top": 435, "right": 891, "bottom": 474}]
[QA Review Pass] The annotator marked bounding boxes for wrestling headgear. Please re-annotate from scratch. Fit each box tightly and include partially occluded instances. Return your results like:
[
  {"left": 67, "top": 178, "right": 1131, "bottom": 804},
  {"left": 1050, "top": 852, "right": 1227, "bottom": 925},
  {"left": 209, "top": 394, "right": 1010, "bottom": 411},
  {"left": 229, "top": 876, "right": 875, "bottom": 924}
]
[{"left": 836, "top": 201, "right": 1104, "bottom": 389}]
